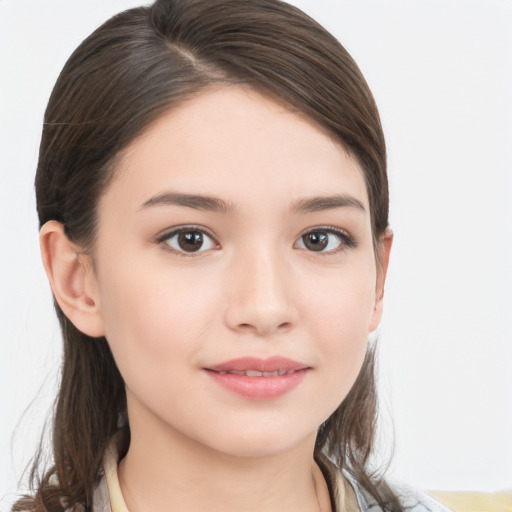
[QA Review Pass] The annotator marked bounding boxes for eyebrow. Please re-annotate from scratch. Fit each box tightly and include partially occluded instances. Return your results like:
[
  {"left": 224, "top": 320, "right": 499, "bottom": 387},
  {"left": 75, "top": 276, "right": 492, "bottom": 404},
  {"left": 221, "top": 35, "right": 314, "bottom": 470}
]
[
  {"left": 140, "top": 192, "right": 237, "bottom": 214},
  {"left": 290, "top": 195, "right": 366, "bottom": 214}
]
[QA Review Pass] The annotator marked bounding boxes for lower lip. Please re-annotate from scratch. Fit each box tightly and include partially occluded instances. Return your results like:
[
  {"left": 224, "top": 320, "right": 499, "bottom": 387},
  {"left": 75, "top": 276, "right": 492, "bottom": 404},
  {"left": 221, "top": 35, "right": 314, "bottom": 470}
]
[{"left": 205, "top": 369, "right": 308, "bottom": 400}]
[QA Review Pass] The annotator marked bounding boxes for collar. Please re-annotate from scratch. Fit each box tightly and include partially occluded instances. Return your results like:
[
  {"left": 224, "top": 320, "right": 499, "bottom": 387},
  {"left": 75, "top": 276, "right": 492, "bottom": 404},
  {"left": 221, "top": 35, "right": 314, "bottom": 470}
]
[{"left": 94, "top": 437, "right": 130, "bottom": 512}]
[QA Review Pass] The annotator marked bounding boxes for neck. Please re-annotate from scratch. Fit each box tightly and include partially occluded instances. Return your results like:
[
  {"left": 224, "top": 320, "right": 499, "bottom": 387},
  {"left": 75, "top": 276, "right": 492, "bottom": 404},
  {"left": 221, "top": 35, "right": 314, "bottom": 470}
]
[{"left": 118, "top": 403, "right": 329, "bottom": 512}]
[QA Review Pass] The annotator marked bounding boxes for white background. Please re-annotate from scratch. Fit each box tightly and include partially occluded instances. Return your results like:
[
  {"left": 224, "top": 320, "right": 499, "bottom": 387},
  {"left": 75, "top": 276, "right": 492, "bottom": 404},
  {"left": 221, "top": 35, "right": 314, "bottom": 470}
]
[{"left": 1, "top": 0, "right": 511, "bottom": 508}]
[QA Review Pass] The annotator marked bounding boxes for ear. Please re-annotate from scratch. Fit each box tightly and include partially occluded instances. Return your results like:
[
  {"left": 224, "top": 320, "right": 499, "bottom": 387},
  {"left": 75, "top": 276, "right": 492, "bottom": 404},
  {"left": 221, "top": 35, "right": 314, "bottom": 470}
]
[
  {"left": 39, "top": 221, "right": 105, "bottom": 337},
  {"left": 369, "top": 227, "right": 393, "bottom": 332}
]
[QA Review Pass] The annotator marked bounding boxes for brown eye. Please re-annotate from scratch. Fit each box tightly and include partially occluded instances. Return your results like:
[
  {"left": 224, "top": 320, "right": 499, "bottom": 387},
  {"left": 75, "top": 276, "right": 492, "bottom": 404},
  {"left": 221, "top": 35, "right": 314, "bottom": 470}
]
[
  {"left": 302, "top": 232, "right": 329, "bottom": 251},
  {"left": 178, "top": 231, "right": 204, "bottom": 252},
  {"left": 163, "top": 228, "right": 216, "bottom": 254},
  {"left": 296, "top": 228, "right": 355, "bottom": 253}
]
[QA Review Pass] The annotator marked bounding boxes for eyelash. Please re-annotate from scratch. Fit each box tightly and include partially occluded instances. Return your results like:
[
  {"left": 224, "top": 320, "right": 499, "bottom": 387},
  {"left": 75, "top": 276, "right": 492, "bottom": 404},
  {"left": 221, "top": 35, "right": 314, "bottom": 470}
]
[{"left": 155, "top": 225, "right": 356, "bottom": 256}]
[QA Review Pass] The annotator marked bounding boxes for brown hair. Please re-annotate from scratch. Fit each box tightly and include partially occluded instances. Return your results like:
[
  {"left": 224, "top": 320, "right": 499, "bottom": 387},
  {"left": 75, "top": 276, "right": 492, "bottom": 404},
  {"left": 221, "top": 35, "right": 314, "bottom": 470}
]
[{"left": 15, "top": 0, "right": 399, "bottom": 510}]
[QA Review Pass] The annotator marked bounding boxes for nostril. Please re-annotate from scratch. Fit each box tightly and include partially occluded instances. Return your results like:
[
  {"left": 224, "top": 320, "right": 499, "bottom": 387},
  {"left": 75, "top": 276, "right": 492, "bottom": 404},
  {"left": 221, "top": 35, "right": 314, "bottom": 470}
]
[{"left": 236, "top": 321, "right": 292, "bottom": 334}]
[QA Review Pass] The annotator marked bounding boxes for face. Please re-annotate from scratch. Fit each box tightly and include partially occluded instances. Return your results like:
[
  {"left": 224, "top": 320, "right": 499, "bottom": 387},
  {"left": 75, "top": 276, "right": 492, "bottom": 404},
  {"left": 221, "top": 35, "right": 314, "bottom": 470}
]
[{"left": 87, "top": 86, "right": 387, "bottom": 458}]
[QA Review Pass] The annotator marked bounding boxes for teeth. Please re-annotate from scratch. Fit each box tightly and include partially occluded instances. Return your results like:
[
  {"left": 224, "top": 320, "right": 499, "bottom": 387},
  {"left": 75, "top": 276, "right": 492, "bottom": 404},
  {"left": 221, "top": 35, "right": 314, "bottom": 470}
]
[
  {"left": 218, "top": 369, "right": 294, "bottom": 377},
  {"left": 245, "top": 370, "right": 264, "bottom": 377}
]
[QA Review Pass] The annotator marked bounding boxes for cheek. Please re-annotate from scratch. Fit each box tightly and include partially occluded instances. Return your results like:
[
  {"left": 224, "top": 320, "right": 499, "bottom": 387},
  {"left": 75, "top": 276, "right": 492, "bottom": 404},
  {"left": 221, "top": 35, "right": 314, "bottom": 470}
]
[
  {"left": 303, "top": 257, "right": 377, "bottom": 338},
  {"left": 301, "top": 261, "right": 376, "bottom": 394},
  {"left": 94, "top": 255, "right": 220, "bottom": 383}
]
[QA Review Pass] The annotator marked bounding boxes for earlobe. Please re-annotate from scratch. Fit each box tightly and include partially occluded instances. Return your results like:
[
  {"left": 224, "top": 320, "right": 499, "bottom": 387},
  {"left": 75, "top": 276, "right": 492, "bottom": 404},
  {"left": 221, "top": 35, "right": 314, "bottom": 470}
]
[
  {"left": 369, "top": 228, "right": 393, "bottom": 332},
  {"left": 39, "top": 221, "right": 105, "bottom": 337}
]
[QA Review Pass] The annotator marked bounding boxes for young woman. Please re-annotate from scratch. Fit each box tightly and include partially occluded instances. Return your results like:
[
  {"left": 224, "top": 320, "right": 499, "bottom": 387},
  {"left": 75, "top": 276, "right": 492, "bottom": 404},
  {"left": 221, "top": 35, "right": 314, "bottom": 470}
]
[{"left": 14, "top": 0, "right": 452, "bottom": 511}]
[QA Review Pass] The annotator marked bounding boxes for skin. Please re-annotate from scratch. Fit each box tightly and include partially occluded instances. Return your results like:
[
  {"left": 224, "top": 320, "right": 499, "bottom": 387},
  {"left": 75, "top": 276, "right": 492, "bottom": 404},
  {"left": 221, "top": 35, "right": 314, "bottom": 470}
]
[{"left": 40, "top": 86, "right": 392, "bottom": 512}]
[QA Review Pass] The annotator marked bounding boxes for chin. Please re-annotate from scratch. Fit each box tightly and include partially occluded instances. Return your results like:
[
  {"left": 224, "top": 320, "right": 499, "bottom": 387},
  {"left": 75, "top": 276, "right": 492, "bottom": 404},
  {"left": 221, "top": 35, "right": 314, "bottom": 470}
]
[{"left": 201, "top": 423, "right": 318, "bottom": 460}]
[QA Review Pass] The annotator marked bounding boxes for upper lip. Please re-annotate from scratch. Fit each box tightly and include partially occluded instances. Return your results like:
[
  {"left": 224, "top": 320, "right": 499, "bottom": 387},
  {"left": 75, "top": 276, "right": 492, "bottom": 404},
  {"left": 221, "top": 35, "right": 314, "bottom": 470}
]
[{"left": 206, "top": 356, "right": 309, "bottom": 373}]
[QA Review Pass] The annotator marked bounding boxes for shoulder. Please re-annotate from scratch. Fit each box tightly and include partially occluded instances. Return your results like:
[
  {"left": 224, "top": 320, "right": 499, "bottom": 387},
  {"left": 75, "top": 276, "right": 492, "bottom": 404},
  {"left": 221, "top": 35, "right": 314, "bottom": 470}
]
[{"left": 342, "top": 472, "right": 453, "bottom": 512}]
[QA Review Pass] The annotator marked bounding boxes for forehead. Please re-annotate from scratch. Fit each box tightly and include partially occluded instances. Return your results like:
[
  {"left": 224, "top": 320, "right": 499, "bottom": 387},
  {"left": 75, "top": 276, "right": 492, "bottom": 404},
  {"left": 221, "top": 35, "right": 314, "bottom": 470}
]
[{"left": 103, "top": 86, "right": 369, "bottom": 213}]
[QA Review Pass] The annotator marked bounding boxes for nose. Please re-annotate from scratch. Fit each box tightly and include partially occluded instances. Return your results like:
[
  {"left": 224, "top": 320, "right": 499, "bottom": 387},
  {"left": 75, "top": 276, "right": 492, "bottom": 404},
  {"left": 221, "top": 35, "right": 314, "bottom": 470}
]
[{"left": 224, "top": 247, "right": 298, "bottom": 337}]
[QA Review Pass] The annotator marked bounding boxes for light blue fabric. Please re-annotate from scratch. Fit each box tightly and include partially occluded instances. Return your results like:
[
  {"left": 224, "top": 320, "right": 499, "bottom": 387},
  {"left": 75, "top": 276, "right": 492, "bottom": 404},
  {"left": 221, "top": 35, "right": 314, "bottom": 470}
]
[{"left": 343, "top": 471, "right": 454, "bottom": 512}]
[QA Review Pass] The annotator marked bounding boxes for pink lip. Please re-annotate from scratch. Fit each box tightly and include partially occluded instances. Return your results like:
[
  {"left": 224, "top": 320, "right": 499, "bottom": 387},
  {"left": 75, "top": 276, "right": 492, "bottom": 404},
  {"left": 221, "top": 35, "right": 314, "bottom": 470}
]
[{"left": 204, "top": 356, "right": 310, "bottom": 400}]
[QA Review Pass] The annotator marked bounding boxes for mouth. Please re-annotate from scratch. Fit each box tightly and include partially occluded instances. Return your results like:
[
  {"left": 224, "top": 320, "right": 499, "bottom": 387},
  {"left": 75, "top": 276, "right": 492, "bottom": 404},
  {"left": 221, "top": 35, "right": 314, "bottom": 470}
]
[{"left": 204, "top": 356, "right": 310, "bottom": 399}]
